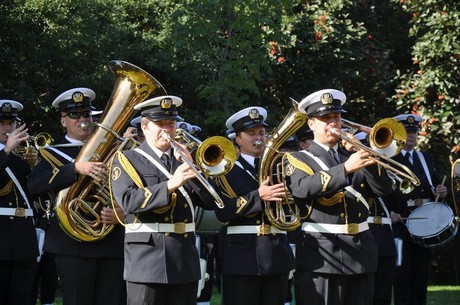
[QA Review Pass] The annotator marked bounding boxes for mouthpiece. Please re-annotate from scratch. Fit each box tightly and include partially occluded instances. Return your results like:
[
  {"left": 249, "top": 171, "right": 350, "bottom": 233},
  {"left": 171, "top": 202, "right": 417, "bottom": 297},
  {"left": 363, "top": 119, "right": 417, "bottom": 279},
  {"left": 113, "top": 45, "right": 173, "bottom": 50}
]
[
  {"left": 255, "top": 140, "right": 264, "bottom": 147},
  {"left": 79, "top": 122, "right": 90, "bottom": 130}
]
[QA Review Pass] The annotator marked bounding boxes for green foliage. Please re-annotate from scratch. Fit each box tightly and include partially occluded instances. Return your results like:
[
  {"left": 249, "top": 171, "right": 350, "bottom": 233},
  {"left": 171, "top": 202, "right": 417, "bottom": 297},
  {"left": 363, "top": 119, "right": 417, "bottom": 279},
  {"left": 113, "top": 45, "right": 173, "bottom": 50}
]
[{"left": 392, "top": 0, "right": 460, "bottom": 158}]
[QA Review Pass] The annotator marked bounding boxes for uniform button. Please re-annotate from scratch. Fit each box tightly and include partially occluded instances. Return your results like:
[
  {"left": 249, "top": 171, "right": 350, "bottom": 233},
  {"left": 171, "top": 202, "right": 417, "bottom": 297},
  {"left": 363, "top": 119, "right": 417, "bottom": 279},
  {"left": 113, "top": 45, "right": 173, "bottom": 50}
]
[
  {"left": 358, "top": 213, "right": 362, "bottom": 217},
  {"left": 10, "top": 216, "right": 14, "bottom": 220},
  {"left": 184, "top": 234, "right": 188, "bottom": 238},
  {"left": 165, "top": 232, "right": 170, "bottom": 237},
  {"left": 340, "top": 213, "right": 345, "bottom": 218},
  {"left": 8, "top": 202, "right": 12, "bottom": 206},
  {"left": 184, "top": 219, "right": 188, "bottom": 223},
  {"left": 164, "top": 217, "right": 169, "bottom": 222},
  {"left": 184, "top": 204, "right": 188, "bottom": 208},
  {"left": 256, "top": 220, "right": 261, "bottom": 224},
  {"left": 360, "top": 183, "right": 365, "bottom": 188}
]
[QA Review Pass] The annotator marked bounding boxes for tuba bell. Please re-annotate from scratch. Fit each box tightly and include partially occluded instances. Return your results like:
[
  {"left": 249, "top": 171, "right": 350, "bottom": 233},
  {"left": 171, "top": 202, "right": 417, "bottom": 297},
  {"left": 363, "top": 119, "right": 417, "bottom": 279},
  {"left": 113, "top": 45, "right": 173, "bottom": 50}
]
[
  {"left": 55, "top": 60, "right": 167, "bottom": 242},
  {"left": 257, "top": 99, "right": 308, "bottom": 231}
]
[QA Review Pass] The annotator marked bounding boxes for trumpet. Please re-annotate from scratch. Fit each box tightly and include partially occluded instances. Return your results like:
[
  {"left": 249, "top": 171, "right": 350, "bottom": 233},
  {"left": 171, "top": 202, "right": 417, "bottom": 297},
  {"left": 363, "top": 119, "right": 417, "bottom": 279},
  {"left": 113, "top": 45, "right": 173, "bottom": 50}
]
[
  {"left": 162, "top": 131, "right": 237, "bottom": 209},
  {"left": 12, "top": 132, "right": 54, "bottom": 156},
  {"left": 329, "top": 118, "right": 421, "bottom": 187}
]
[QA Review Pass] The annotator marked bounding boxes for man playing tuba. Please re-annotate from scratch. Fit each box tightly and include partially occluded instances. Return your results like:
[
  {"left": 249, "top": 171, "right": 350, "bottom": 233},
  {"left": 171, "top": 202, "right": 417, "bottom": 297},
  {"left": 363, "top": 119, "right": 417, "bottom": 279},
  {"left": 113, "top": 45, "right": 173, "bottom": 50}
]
[{"left": 27, "top": 88, "right": 126, "bottom": 305}]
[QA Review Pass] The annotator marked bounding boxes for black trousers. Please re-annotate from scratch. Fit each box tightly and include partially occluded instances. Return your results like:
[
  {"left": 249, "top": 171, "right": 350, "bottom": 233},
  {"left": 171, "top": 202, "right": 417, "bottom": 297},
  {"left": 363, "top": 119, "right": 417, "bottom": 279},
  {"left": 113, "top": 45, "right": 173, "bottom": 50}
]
[
  {"left": 222, "top": 273, "right": 289, "bottom": 305},
  {"left": 393, "top": 238, "right": 431, "bottom": 305},
  {"left": 295, "top": 270, "right": 374, "bottom": 305},
  {"left": 0, "top": 259, "right": 37, "bottom": 305},
  {"left": 126, "top": 281, "right": 198, "bottom": 305},
  {"left": 33, "top": 251, "right": 58, "bottom": 304},
  {"left": 373, "top": 256, "right": 396, "bottom": 305},
  {"left": 55, "top": 255, "right": 125, "bottom": 305}
]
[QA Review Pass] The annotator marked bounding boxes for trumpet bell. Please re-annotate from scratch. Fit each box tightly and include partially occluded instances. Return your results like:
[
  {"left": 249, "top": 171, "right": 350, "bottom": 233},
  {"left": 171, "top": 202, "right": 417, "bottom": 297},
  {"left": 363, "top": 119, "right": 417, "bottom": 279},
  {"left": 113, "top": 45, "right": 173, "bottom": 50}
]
[
  {"left": 370, "top": 118, "right": 407, "bottom": 157},
  {"left": 196, "top": 136, "right": 237, "bottom": 176}
]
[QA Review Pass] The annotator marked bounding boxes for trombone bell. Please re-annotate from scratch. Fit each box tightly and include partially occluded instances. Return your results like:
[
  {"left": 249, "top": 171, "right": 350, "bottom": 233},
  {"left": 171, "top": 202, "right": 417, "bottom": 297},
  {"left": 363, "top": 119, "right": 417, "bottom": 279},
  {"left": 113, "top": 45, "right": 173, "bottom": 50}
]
[
  {"left": 196, "top": 136, "right": 237, "bottom": 177},
  {"left": 369, "top": 118, "right": 407, "bottom": 157}
]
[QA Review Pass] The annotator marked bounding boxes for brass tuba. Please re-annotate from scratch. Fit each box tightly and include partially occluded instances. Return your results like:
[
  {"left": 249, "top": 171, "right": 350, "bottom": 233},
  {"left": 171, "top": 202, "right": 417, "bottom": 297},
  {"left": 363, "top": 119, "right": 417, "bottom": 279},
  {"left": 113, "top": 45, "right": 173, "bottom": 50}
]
[
  {"left": 55, "top": 60, "right": 167, "bottom": 242},
  {"left": 257, "top": 99, "right": 308, "bottom": 231}
]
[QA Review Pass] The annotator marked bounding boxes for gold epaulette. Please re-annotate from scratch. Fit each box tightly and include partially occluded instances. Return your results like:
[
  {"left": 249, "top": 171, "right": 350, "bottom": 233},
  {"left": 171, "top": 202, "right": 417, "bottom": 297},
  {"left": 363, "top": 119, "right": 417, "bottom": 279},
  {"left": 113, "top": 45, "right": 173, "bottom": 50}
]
[{"left": 285, "top": 153, "right": 343, "bottom": 206}]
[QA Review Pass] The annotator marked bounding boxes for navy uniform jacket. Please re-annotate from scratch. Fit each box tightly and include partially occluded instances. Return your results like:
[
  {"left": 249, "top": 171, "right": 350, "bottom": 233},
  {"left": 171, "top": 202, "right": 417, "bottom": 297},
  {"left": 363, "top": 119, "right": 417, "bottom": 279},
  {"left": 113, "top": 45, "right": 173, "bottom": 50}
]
[
  {"left": 212, "top": 155, "right": 295, "bottom": 276},
  {"left": 0, "top": 149, "right": 38, "bottom": 260},
  {"left": 110, "top": 141, "right": 215, "bottom": 284},
  {"left": 284, "top": 142, "right": 393, "bottom": 274},
  {"left": 27, "top": 138, "right": 124, "bottom": 258},
  {"left": 389, "top": 150, "right": 440, "bottom": 240}
]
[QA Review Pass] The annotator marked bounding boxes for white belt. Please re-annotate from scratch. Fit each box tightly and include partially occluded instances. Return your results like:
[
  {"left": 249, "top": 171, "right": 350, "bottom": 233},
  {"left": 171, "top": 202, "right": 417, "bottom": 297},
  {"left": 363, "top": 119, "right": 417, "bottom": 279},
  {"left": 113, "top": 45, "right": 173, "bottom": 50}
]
[
  {"left": 0, "top": 207, "right": 33, "bottom": 217},
  {"left": 367, "top": 216, "right": 391, "bottom": 225},
  {"left": 226, "top": 225, "right": 287, "bottom": 235},
  {"left": 407, "top": 198, "right": 431, "bottom": 207},
  {"left": 125, "top": 222, "right": 195, "bottom": 234},
  {"left": 301, "top": 221, "right": 369, "bottom": 235}
]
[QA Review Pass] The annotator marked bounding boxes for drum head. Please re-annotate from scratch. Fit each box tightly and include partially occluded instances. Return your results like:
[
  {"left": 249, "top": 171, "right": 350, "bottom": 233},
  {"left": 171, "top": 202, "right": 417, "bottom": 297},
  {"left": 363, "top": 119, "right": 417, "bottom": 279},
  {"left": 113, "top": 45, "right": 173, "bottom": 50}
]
[{"left": 406, "top": 202, "right": 454, "bottom": 237}]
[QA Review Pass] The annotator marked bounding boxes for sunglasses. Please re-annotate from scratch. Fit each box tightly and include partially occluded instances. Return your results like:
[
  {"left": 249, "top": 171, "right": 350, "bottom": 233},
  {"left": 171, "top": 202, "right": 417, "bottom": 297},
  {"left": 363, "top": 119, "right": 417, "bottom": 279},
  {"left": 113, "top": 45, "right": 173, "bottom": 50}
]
[{"left": 63, "top": 111, "right": 91, "bottom": 120}]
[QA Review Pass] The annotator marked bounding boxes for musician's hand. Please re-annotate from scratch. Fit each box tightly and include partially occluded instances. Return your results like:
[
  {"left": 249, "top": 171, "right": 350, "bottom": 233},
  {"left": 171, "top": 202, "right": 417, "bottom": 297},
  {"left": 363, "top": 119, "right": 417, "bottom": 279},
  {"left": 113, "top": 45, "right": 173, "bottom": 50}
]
[
  {"left": 123, "top": 127, "right": 138, "bottom": 139},
  {"left": 101, "top": 206, "right": 124, "bottom": 224},
  {"left": 258, "top": 177, "right": 287, "bottom": 201},
  {"left": 391, "top": 211, "right": 403, "bottom": 224},
  {"left": 4, "top": 124, "right": 29, "bottom": 155},
  {"left": 435, "top": 184, "right": 448, "bottom": 199},
  {"left": 167, "top": 162, "right": 196, "bottom": 192},
  {"left": 75, "top": 161, "right": 108, "bottom": 181},
  {"left": 23, "top": 146, "right": 39, "bottom": 168},
  {"left": 172, "top": 141, "right": 194, "bottom": 163},
  {"left": 344, "top": 149, "right": 375, "bottom": 173},
  {"left": 341, "top": 131, "right": 357, "bottom": 152}
]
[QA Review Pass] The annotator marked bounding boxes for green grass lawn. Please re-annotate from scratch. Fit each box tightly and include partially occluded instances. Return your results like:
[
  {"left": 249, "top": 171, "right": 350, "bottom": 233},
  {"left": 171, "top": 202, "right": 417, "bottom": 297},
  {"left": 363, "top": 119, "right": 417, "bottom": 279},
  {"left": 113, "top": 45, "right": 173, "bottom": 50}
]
[{"left": 50, "top": 285, "right": 460, "bottom": 305}]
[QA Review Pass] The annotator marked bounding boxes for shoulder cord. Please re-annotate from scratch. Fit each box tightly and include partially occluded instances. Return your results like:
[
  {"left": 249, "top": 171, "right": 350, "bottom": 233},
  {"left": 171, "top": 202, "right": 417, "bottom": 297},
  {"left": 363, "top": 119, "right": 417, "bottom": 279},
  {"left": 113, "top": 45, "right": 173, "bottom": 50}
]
[
  {"left": 38, "top": 147, "right": 66, "bottom": 184},
  {"left": 5, "top": 167, "right": 34, "bottom": 225}
]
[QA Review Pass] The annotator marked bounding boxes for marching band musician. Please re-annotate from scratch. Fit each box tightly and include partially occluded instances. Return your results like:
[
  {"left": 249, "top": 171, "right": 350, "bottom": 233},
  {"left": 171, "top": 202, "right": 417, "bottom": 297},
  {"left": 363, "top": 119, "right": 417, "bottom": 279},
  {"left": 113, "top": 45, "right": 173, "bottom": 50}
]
[
  {"left": 212, "top": 106, "right": 295, "bottom": 305},
  {"left": 27, "top": 88, "right": 126, "bottom": 305},
  {"left": 283, "top": 89, "right": 393, "bottom": 305},
  {"left": 124, "top": 116, "right": 145, "bottom": 143},
  {"left": 0, "top": 99, "right": 39, "bottom": 305},
  {"left": 355, "top": 131, "right": 397, "bottom": 305},
  {"left": 109, "top": 96, "right": 216, "bottom": 305},
  {"left": 389, "top": 114, "right": 447, "bottom": 305}
]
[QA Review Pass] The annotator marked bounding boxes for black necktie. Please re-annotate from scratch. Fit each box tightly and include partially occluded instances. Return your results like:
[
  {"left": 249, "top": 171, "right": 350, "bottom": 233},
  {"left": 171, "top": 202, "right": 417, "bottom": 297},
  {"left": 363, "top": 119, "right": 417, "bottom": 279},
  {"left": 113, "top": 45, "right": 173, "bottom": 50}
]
[
  {"left": 404, "top": 152, "right": 412, "bottom": 165},
  {"left": 254, "top": 157, "right": 260, "bottom": 171},
  {"left": 161, "top": 153, "right": 171, "bottom": 172},
  {"left": 329, "top": 149, "right": 339, "bottom": 164}
]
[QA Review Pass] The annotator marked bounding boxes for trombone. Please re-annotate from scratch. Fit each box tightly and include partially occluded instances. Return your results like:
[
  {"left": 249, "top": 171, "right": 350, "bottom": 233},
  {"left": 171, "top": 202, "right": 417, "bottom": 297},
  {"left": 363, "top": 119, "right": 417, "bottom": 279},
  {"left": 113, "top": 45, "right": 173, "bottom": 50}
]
[
  {"left": 163, "top": 130, "right": 237, "bottom": 209},
  {"left": 330, "top": 117, "right": 421, "bottom": 188}
]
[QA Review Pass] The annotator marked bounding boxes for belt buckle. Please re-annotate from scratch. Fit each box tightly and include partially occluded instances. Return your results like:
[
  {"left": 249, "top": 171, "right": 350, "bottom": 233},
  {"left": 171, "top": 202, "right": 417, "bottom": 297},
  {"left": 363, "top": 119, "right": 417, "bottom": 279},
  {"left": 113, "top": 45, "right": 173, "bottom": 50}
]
[
  {"left": 347, "top": 223, "right": 358, "bottom": 235},
  {"left": 258, "top": 224, "right": 271, "bottom": 236},
  {"left": 15, "top": 208, "right": 26, "bottom": 217},
  {"left": 174, "top": 223, "right": 186, "bottom": 234},
  {"left": 373, "top": 216, "right": 382, "bottom": 225}
]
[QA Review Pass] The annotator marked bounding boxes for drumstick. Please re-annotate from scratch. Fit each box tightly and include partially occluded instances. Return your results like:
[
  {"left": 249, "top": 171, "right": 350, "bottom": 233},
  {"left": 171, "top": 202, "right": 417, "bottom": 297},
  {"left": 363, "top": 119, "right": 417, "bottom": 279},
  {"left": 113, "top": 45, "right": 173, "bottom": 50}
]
[{"left": 434, "top": 175, "right": 447, "bottom": 203}]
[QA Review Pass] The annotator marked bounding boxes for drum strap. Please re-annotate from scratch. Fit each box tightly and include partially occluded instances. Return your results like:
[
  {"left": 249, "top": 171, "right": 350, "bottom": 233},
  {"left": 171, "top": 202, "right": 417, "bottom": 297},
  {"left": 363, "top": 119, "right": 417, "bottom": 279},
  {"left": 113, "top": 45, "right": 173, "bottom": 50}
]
[
  {"left": 415, "top": 151, "right": 434, "bottom": 191},
  {"left": 377, "top": 197, "right": 392, "bottom": 230}
]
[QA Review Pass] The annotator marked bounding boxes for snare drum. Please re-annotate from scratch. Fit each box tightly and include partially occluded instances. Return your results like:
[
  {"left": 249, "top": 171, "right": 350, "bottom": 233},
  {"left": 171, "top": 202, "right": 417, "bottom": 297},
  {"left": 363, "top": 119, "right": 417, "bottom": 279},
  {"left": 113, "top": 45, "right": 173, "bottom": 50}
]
[{"left": 406, "top": 202, "right": 459, "bottom": 248}]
